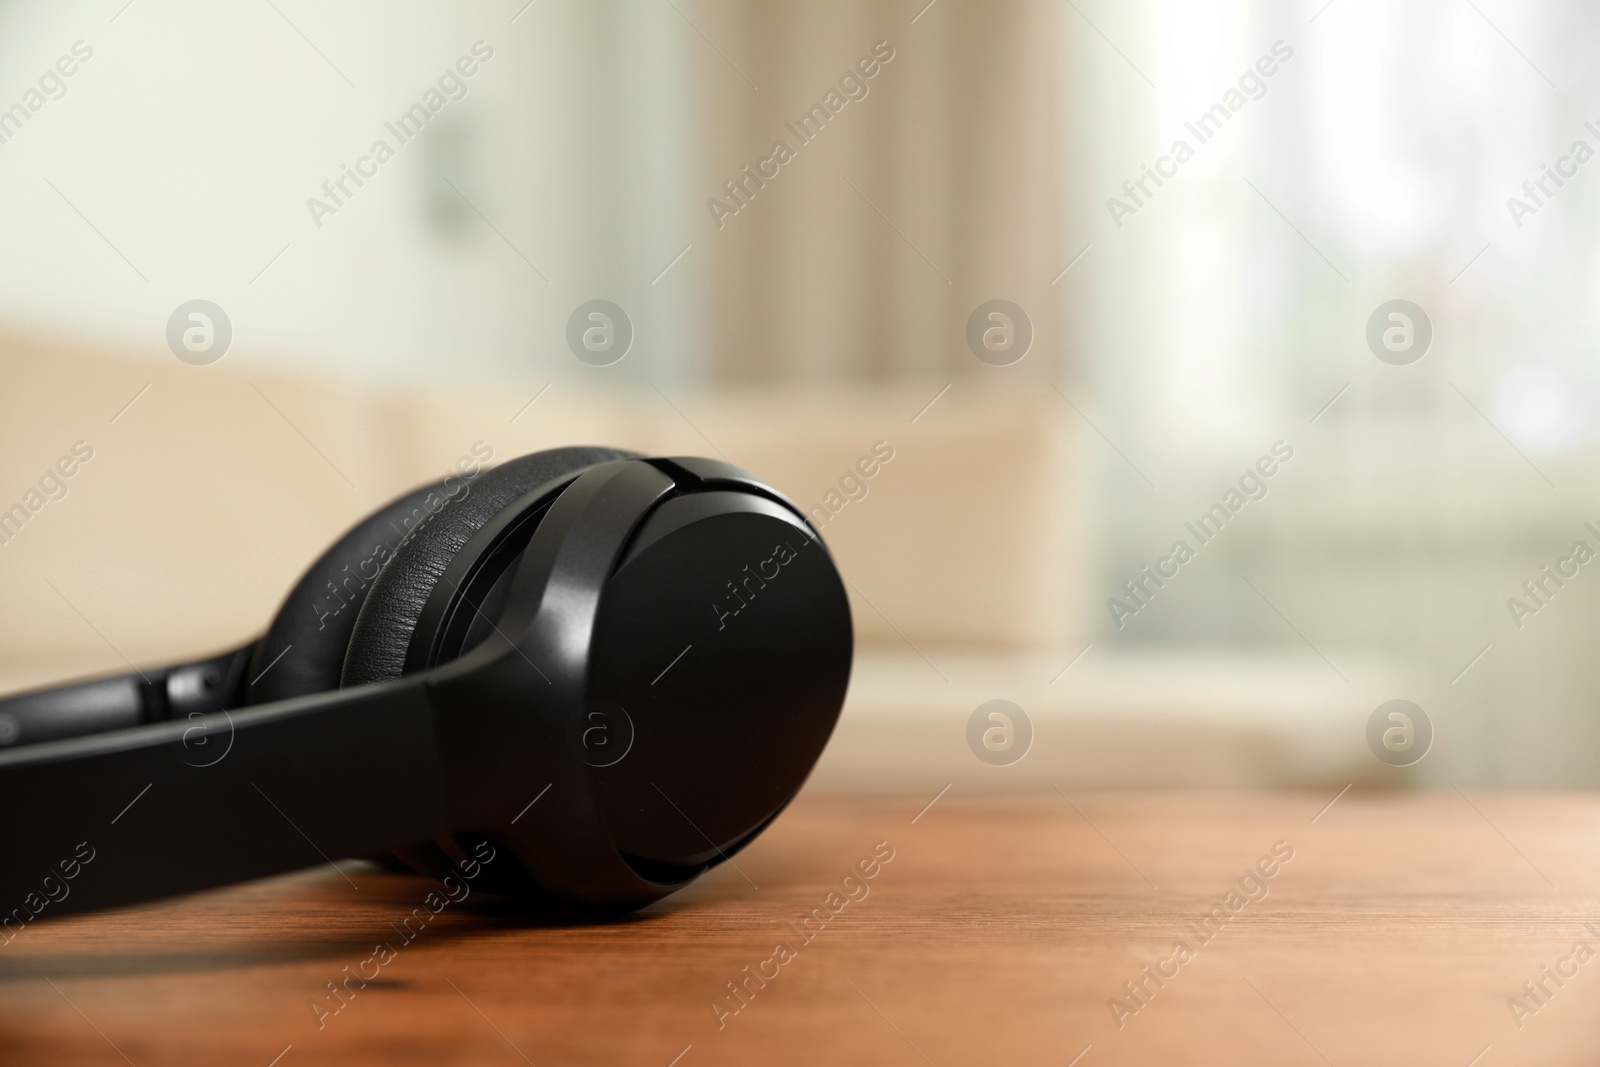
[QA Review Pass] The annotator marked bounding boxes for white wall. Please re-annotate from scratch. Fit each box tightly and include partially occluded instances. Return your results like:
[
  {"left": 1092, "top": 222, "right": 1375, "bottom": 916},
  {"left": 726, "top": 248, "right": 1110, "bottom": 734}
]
[{"left": 0, "top": 0, "right": 702, "bottom": 387}]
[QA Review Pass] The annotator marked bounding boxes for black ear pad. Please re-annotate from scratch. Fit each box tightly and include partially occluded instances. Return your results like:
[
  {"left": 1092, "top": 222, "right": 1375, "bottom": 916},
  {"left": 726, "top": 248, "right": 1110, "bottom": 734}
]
[
  {"left": 243, "top": 477, "right": 466, "bottom": 706},
  {"left": 340, "top": 446, "right": 637, "bottom": 689}
]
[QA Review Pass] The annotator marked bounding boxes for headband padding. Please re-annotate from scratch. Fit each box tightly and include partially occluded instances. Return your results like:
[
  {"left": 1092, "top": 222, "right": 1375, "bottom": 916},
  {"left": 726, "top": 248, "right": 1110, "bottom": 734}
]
[
  {"left": 244, "top": 477, "right": 460, "bottom": 706},
  {"left": 339, "top": 446, "right": 636, "bottom": 689}
]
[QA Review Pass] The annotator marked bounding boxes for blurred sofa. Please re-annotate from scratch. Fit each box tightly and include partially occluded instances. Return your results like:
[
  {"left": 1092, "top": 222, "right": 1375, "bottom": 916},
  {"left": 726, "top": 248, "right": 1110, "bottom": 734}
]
[{"left": 0, "top": 327, "right": 1404, "bottom": 789}]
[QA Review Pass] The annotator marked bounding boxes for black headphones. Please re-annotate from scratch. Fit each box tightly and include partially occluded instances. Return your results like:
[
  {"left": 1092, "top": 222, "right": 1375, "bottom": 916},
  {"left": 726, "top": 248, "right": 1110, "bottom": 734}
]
[{"left": 0, "top": 448, "right": 853, "bottom": 921}]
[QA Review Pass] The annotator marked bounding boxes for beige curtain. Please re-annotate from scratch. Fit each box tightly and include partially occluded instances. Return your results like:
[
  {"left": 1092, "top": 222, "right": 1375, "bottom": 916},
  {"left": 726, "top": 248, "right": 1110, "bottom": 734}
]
[{"left": 693, "top": 0, "right": 1071, "bottom": 385}]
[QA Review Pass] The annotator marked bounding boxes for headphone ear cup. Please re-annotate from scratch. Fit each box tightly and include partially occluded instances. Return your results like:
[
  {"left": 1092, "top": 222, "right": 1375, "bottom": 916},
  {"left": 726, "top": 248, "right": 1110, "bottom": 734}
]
[
  {"left": 340, "top": 446, "right": 636, "bottom": 689},
  {"left": 336, "top": 446, "right": 635, "bottom": 899},
  {"left": 242, "top": 478, "right": 461, "bottom": 706}
]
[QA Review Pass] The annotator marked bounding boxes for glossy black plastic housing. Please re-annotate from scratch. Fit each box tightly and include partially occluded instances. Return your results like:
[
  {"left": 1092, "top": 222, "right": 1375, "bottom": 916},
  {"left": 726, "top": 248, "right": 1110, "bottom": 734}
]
[
  {"left": 0, "top": 676, "right": 450, "bottom": 918},
  {"left": 0, "top": 454, "right": 852, "bottom": 920},
  {"left": 419, "top": 458, "right": 852, "bottom": 910}
]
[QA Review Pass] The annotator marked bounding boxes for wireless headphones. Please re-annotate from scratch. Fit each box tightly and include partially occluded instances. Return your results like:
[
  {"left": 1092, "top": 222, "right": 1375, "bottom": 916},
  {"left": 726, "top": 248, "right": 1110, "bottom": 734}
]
[{"left": 0, "top": 448, "right": 853, "bottom": 920}]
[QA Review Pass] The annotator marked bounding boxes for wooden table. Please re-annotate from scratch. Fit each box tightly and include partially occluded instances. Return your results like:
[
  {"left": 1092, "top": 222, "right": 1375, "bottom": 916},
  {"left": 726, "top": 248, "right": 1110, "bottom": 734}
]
[{"left": 4, "top": 790, "right": 1599, "bottom": 1066}]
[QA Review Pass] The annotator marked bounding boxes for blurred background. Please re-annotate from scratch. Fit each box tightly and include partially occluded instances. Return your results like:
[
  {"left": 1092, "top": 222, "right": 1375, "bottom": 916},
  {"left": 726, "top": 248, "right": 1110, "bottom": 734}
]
[{"left": 0, "top": 0, "right": 1595, "bottom": 789}]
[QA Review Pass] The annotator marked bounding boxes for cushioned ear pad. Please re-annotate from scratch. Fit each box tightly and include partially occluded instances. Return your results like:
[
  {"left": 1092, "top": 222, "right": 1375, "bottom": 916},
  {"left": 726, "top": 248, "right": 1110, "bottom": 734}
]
[
  {"left": 340, "top": 446, "right": 637, "bottom": 689},
  {"left": 243, "top": 477, "right": 465, "bottom": 706}
]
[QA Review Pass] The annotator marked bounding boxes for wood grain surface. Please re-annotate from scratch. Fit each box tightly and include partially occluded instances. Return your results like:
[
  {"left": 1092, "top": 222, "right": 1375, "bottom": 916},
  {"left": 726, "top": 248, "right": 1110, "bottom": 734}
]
[{"left": 3, "top": 789, "right": 1599, "bottom": 1066}]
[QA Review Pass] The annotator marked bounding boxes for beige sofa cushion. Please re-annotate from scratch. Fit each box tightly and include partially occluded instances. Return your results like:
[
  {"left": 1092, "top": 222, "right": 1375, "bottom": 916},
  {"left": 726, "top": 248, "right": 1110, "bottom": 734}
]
[{"left": 0, "top": 330, "right": 1084, "bottom": 692}]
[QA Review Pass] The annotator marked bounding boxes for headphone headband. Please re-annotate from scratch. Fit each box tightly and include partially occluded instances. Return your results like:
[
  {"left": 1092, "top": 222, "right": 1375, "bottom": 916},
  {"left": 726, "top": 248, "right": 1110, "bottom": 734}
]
[
  {"left": 0, "top": 675, "right": 446, "bottom": 923},
  {"left": 0, "top": 454, "right": 853, "bottom": 920}
]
